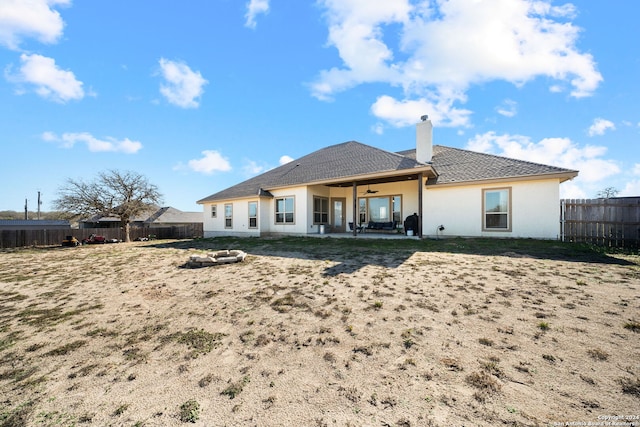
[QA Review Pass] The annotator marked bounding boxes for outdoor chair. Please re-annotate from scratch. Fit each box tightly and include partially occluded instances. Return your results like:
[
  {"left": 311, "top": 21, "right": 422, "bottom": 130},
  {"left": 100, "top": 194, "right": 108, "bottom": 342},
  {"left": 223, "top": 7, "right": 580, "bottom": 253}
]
[{"left": 348, "top": 222, "right": 364, "bottom": 233}]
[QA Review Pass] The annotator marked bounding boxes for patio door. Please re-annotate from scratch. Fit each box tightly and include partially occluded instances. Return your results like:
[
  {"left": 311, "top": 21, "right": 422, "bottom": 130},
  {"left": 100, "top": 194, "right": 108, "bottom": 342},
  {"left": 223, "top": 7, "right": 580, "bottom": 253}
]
[{"left": 331, "top": 198, "right": 346, "bottom": 233}]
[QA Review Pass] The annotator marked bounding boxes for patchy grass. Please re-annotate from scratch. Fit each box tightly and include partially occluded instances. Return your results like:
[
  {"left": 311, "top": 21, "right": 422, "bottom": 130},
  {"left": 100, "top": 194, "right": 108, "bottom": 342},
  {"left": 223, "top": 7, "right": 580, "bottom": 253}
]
[
  {"left": 221, "top": 376, "right": 250, "bottom": 399},
  {"left": 0, "top": 237, "right": 637, "bottom": 426},
  {"left": 587, "top": 348, "right": 610, "bottom": 361},
  {"left": 619, "top": 377, "right": 640, "bottom": 397},
  {"left": 44, "top": 340, "right": 86, "bottom": 357},
  {"left": 623, "top": 320, "right": 640, "bottom": 333},
  {"left": 179, "top": 399, "right": 200, "bottom": 423},
  {"left": 175, "top": 329, "right": 227, "bottom": 358}
]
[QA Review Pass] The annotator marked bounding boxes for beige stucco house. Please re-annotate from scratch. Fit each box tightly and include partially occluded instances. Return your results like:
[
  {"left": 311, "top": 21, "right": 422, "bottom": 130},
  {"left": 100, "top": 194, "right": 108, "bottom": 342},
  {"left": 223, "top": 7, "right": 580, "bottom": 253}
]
[{"left": 197, "top": 118, "right": 578, "bottom": 239}]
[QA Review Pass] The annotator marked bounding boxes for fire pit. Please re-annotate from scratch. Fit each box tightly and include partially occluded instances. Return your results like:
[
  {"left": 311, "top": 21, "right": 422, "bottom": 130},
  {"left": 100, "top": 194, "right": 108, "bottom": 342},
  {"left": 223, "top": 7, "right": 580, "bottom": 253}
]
[{"left": 187, "top": 249, "right": 247, "bottom": 267}]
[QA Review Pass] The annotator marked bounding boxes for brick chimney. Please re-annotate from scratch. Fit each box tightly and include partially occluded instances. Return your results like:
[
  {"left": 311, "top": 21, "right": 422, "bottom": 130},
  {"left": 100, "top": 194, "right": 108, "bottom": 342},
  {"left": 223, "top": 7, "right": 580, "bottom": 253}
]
[{"left": 416, "top": 115, "right": 433, "bottom": 164}]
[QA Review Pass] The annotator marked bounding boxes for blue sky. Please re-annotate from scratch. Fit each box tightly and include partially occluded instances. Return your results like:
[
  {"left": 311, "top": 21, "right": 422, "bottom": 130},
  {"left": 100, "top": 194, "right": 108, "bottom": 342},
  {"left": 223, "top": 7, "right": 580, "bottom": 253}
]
[{"left": 1, "top": 0, "right": 638, "bottom": 213}]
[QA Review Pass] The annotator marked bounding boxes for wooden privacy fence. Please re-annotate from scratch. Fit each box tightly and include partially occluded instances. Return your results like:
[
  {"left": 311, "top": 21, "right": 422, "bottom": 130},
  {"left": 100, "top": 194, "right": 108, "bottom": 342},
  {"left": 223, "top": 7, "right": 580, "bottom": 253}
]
[
  {"left": 561, "top": 197, "right": 640, "bottom": 249},
  {"left": 0, "top": 225, "right": 203, "bottom": 249}
]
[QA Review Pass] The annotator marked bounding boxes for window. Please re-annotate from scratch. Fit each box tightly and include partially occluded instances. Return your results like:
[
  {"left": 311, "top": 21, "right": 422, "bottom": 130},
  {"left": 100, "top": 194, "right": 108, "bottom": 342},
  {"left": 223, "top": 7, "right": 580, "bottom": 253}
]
[
  {"left": 224, "top": 204, "right": 233, "bottom": 228},
  {"left": 211, "top": 205, "right": 217, "bottom": 218},
  {"left": 368, "top": 197, "right": 389, "bottom": 222},
  {"left": 359, "top": 198, "right": 367, "bottom": 224},
  {"left": 248, "top": 201, "right": 258, "bottom": 228},
  {"left": 313, "top": 197, "right": 328, "bottom": 224},
  {"left": 483, "top": 188, "right": 511, "bottom": 231},
  {"left": 358, "top": 195, "right": 402, "bottom": 224},
  {"left": 275, "top": 196, "right": 295, "bottom": 224},
  {"left": 392, "top": 196, "right": 402, "bottom": 224}
]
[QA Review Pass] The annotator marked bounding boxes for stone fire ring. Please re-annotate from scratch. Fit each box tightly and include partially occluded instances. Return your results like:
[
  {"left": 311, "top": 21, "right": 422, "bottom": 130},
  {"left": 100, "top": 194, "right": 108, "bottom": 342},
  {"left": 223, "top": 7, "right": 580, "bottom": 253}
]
[{"left": 188, "top": 249, "right": 247, "bottom": 267}]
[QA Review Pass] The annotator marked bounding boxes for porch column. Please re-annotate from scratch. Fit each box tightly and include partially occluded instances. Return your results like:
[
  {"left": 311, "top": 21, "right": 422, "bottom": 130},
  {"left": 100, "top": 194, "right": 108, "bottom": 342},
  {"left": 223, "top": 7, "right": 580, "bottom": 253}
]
[
  {"left": 352, "top": 181, "right": 358, "bottom": 236},
  {"left": 417, "top": 173, "right": 423, "bottom": 238}
]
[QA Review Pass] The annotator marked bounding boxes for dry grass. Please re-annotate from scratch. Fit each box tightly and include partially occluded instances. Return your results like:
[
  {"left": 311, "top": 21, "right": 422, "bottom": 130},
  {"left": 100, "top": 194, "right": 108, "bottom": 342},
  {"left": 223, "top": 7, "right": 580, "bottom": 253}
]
[{"left": 0, "top": 237, "right": 638, "bottom": 426}]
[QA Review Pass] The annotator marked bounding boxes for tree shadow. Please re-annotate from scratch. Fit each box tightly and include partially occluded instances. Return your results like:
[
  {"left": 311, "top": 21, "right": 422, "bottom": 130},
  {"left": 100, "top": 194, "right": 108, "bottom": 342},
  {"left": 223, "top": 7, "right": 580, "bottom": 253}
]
[{"left": 141, "top": 236, "right": 639, "bottom": 275}]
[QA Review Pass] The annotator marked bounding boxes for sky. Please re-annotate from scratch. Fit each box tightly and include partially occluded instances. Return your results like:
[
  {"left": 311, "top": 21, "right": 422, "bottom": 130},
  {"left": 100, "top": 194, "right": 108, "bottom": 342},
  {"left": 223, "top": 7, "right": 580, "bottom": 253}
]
[{"left": 1, "top": 0, "right": 638, "bottom": 213}]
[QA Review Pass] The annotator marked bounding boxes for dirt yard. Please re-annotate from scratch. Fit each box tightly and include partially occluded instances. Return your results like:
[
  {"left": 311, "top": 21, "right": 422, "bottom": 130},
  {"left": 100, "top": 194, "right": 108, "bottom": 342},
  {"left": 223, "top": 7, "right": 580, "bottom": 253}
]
[{"left": 0, "top": 238, "right": 638, "bottom": 427}]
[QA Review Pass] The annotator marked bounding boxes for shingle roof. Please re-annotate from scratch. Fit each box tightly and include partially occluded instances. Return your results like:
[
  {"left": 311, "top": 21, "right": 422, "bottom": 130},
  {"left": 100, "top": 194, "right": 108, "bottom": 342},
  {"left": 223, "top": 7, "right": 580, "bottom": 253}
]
[
  {"left": 150, "top": 207, "right": 202, "bottom": 223},
  {"left": 198, "top": 141, "right": 578, "bottom": 203},
  {"left": 198, "top": 141, "right": 426, "bottom": 203},
  {"left": 419, "top": 145, "right": 576, "bottom": 185},
  {"left": 82, "top": 206, "right": 202, "bottom": 224}
]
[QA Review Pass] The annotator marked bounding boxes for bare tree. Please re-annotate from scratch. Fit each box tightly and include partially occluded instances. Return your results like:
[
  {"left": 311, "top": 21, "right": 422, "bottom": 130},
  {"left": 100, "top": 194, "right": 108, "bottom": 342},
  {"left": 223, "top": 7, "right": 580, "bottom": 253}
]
[
  {"left": 596, "top": 187, "right": 619, "bottom": 199},
  {"left": 53, "top": 170, "right": 163, "bottom": 242}
]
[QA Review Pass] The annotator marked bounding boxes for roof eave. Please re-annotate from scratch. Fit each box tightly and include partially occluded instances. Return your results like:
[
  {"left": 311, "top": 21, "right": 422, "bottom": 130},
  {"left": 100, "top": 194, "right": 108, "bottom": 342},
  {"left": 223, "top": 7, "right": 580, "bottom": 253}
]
[
  {"left": 270, "top": 165, "right": 437, "bottom": 189},
  {"left": 197, "top": 192, "right": 274, "bottom": 205},
  {"left": 426, "top": 171, "right": 579, "bottom": 188}
]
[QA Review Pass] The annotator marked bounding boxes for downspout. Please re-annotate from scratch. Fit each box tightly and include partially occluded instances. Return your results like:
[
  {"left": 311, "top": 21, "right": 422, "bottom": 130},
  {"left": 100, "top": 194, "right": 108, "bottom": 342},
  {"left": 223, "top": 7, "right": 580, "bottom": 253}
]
[
  {"left": 352, "top": 181, "right": 358, "bottom": 236},
  {"left": 418, "top": 173, "right": 423, "bottom": 238}
]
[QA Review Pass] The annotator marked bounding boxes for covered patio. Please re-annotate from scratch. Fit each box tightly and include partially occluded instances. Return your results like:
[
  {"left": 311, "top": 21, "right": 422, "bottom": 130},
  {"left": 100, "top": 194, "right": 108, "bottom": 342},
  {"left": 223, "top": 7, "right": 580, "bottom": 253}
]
[{"left": 323, "top": 167, "right": 436, "bottom": 238}]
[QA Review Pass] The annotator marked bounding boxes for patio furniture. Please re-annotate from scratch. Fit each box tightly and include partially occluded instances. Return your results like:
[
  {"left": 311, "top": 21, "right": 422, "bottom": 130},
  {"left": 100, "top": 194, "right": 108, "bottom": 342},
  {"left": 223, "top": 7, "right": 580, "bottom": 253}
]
[{"left": 348, "top": 222, "right": 365, "bottom": 233}]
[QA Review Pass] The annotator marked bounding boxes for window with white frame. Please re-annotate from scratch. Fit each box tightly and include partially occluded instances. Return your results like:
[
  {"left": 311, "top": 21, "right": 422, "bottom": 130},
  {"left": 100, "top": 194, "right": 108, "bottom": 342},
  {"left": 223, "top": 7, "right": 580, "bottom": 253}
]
[
  {"left": 224, "top": 203, "right": 233, "bottom": 228},
  {"left": 248, "top": 201, "right": 258, "bottom": 228},
  {"left": 313, "top": 196, "right": 328, "bottom": 224},
  {"left": 275, "top": 196, "right": 295, "bottom": 224},
  {"left": 483, "top": 188, "right": 511, "bottom": 231},
  {"left": 211, "top": 205, "right": 217, "bottom": 218}
]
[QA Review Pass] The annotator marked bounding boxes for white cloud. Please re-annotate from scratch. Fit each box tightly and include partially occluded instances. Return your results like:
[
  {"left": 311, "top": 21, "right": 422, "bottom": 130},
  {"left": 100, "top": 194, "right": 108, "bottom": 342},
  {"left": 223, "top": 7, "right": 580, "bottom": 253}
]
[
  {"left": 371, "top": 122, "right": 384, "bottom": 135},
  {"left": 6, "top": 53, "right": 84, "bottom": 102},
  {"left": 187, "top": 150, "right": 232, "bottom": 174},
  {"left": 311, "top": 0, "right": 410, "bottom": 101},
  {"left": 279, "top": 155, "right": 294, "bottom": 165},
  {"left": 243, "top": 159, "right": 267, "bottom": 176},
  {"left": 371, "top": 94, "right": 471, "bottom": 127},
  {"left": 559, "top": 180, "right": 587, "bottom": 199},
  {"left": 496, "top": 99, "right": 517, "bottom": 118},
  {"left": 43, "top": 131, "right": 142, "bottom": 153},
  {"left": 466, "top": 131, "right": 620, "bottom": 184},
  {"left": 633, "top": 164, "right": 640, "bottom": 176},
  {"left": 313, "top": 0, "right": 602, "bottom": 127},
  {"left": 241, "top": 156, "right": 292, "bottom": 176},
  {"left": 0, "top": 0, "right": 69, "bottom": 50},
  {"left": 158, "top": 58, "right": 208, "bottom": 108},
  {"left": 245, "top": 0, "right": 269, "bottom": 29},
  {"left": 587, "top": 117, "right": 615, "bottom": 136},
  {"left": 620, "top": 180, "right": 640, "bottom": 197}
]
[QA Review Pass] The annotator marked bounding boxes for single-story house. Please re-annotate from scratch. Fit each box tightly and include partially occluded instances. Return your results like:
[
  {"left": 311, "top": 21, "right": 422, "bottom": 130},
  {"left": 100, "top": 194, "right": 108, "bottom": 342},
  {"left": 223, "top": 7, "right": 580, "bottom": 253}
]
[
  {"left": 197, "top": 117, "right": 578, "bottom": 239},
  {"left": 80, "top": 206, "right": 202, "bottom": 229},
  {"left": 0, "top": 220, "right": 71, "bottom": 231}
]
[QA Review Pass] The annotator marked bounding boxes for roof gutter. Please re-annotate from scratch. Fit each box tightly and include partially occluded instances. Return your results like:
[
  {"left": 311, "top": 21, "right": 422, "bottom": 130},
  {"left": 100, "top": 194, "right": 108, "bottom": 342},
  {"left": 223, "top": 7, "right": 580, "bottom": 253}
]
[{"left": 426, "top": 170, "right": 579, "bottom": 188}]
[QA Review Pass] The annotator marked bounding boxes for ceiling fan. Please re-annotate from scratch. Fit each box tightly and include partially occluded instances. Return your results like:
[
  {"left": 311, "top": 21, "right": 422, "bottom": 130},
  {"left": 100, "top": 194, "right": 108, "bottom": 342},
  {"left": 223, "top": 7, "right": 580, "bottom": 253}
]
[{"left": 361, "top": 185, "right": 379, "bottom": 195}]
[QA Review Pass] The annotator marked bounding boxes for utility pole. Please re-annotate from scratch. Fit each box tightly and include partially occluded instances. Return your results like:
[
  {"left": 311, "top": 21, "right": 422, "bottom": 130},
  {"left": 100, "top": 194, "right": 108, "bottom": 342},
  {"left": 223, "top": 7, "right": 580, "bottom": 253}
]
[
  {"left": 37, "top": 191, "right": 42, "bottom": 220},
  {"left": 24, "top": 198, "right": 28, "bottom": 220}
]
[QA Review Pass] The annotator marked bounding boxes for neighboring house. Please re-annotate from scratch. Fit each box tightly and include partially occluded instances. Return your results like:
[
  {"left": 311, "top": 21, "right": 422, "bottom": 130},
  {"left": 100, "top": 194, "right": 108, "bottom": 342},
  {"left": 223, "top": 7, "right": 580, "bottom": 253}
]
[
  {"left": 80, "top": 206, "right": 202, "bottom": 229},
  {"left": 197, "top": 118, "right": 578, "bottom": 239},
  {"left": 0, "top": 220, "right": 70, "bottom": 230}
]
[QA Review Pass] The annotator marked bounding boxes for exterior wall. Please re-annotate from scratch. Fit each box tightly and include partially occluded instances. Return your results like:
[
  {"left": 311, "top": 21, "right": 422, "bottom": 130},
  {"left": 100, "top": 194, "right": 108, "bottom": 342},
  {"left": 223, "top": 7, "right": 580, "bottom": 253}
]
[
  {"left": 423, "top": 179, "right": 561, "bottom": 239},
  {"left": 202, "top": 199, "right": 261, "bottom": 237},
  {"left": 267, "top": 186, "right": 310, "bottom": 235},
  {"left": 201, "top": 177, "right": 562, "bottom": 239},
  {"left": 201, "top": 180, "right": 425, "bottom": 237},
  {"left": 309, "top": 185, "right": 332, "bottom": 234},
  {"left": 259, "top": 199, "right": 271, "bottom": 233}
]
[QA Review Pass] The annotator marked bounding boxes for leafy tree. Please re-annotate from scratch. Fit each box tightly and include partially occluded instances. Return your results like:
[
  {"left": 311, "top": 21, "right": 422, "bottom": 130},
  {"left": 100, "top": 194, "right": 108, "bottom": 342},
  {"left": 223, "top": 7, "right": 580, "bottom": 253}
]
[
  {"left": 53, "top": 170, "right": 163, "bottom": 242},
  {"left": 596, "top": 187, "right": 619, "bottom": 199}
]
